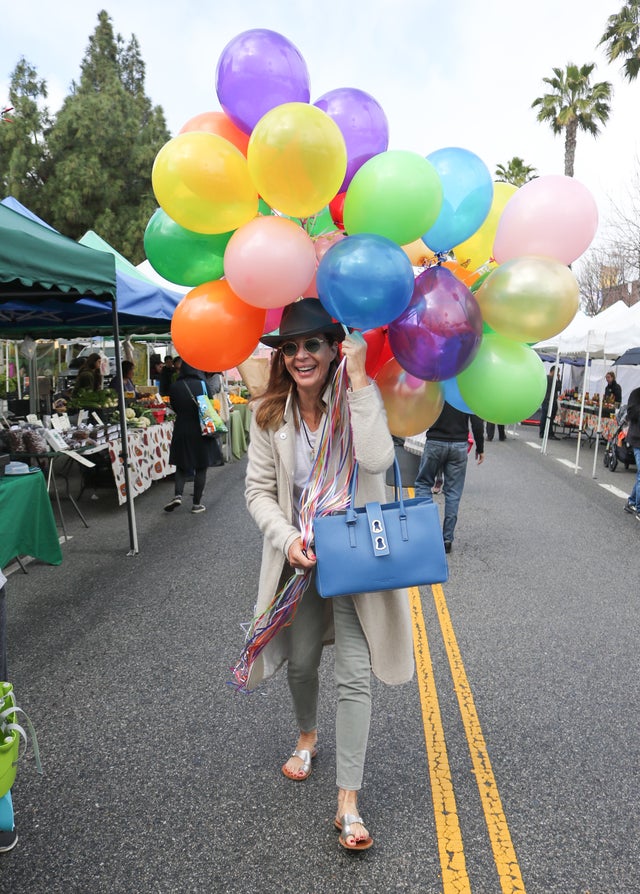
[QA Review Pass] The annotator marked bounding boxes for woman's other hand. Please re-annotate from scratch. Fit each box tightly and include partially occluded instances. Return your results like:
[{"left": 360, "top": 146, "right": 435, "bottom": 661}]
[
  {"left": 341, "top": 331, "right": 369, "bottom": 391},
  {"left": 287, "top": 538, "right": 317, "bottom": 572}
]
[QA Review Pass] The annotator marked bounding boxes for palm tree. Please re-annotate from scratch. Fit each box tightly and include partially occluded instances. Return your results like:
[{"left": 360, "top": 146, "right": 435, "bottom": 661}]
[
  {"left": 599, "top": 1, "right": 640, "bottom": 81},
  {"left": 531, "top": 63, "right": 612, "bottom": 176},
  {"left": 494, "top": 157, "right": 538, "bottom": 186}
]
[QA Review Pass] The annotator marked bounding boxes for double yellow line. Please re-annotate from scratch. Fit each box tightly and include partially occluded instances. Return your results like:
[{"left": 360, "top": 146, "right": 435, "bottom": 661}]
[{"left": 410, "top": 583, "right": 526, "bottom": 894}]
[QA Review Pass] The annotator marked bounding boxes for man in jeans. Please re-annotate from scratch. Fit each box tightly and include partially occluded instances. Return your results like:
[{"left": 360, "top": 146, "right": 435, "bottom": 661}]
[{"left": 414, "top": 402, "right": 485, "bottom": 553}]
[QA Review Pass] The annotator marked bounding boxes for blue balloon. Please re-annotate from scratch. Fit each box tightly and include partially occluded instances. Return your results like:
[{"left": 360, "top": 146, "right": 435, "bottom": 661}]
[
  {"left": 442, "top": 377, "right": 473, "bottom": 414},
  {"left": 316, "top": 233, "right": 415, "bottom": 329},
  {"left": 422, "top": 147, "right": 493, "bottom": 254}
]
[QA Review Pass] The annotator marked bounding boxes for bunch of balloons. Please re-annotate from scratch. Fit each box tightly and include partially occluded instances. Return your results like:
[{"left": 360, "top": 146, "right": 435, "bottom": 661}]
[{"left": 146, "top": 28, "right": 598, "bottom": 429}]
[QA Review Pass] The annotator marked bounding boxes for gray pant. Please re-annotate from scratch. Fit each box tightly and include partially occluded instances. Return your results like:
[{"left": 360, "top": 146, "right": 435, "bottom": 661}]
[{"left": 286, "top": 574, "right": 371, "bottom": 790}]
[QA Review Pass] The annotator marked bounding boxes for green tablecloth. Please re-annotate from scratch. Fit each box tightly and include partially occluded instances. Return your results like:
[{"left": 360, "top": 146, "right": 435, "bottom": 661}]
[
  {"left": 229, "top": 403, "right": 251, "bottom": 460},
  {"left": 0, "top": 471, "right": 63, "bottom": 569}
]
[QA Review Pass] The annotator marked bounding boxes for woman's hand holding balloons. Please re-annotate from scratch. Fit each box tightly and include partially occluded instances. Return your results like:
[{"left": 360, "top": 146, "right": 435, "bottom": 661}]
[{"left": 340, "top": 331, "right": 369, "bottom": 391}]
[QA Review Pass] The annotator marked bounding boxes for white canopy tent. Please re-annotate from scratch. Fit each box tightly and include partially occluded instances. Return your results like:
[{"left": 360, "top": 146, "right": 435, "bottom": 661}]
[{"left": 533, "top": 301, "right": 640, "bottom": 476}]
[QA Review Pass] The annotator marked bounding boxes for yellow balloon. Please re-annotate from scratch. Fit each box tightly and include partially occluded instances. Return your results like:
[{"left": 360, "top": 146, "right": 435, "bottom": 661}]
[
  {"left": 475, "top": 256, "right": 580, "bottom": 343},
  {"left": 454, "top": 181, "right": 517, "bottom": 272},
  {"left": 375, "top": 359, "right": 444, "bottom": 437},
  {"left": 248, "top": 103, "right": 347, "bottom": 218},
  {"left": 152, "top": 132, "right": 258, "bottom": 234}
]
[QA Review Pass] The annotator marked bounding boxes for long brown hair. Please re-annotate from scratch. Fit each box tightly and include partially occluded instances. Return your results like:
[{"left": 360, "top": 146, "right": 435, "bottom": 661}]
[{"left": 252, "top": 334, "right": 340, "bottom": 430}]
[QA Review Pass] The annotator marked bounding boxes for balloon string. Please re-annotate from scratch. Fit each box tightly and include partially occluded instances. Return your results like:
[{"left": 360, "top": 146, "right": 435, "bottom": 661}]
[{"left": 229, "top": 360, "right": 354, "bottom": 692}]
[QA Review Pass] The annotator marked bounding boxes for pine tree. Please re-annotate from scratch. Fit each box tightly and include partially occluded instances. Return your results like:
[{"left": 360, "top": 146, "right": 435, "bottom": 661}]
[
  {"left": 41, "top": 10, "right": 170, "bottom": 261},
  {"left": 0, "top": 58, "right": 51, "bottom": 206}
]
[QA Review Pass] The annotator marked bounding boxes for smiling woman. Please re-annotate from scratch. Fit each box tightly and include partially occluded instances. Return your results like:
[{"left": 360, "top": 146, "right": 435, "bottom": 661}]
[{"left": 236, "top": 297, "right": 415, "bottom": 852}]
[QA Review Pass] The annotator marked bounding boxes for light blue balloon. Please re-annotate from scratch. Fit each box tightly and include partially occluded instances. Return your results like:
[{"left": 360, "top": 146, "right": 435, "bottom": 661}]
[
  {"left": 316, "top": 233, "right": 415, "bottom": 329},
  {"left": 422, "top": 147, "right": 493, "bottom": 253},
  {"left": 442, "top": 377, "right": 473, "bottom": 414}
]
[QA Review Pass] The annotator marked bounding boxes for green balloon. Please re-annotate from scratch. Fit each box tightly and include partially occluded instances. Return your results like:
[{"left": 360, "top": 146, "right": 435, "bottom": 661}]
[
  {"left": 343, "top": 150, "right": 443, "bottom": 246},
  {"left": 457, "top": 334, "right": 546, "bottom": 424},
  {"left": 144, "top": 208, "right": 234, "bottom": 287}
]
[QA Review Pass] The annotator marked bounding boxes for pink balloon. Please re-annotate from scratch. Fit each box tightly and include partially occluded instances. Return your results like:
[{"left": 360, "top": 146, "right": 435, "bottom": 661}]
[
  {"left": 493, "top": 175, "right": 598, "bottom": 265},
  {"left": 314, "top": 230, "right": 346, "bottom": 262},
  {"left": 263, "top": 305, "right": 284, "bottom": 334},
  {"left": 302, "top": 264, "right": 318, "bottom": 297},
  {"left": 224, "top": 216, "right": 317, "bottom": 308}
]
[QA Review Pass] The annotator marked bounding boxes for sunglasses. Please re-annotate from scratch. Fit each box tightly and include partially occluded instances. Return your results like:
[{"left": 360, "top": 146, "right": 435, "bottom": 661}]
[{"left": 279, "top": 337, "right": 327, "bottom": 358}]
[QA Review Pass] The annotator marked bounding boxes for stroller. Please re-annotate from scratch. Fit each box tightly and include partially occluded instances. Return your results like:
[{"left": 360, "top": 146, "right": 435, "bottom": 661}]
[{"left": 603, "top": 404, "right": 637, "bottom": 471}]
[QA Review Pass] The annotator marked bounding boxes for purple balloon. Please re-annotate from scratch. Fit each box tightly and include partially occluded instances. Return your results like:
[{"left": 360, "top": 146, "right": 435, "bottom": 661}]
[
  {"left": 216, "top": 29, "right": 311, "bottom": 134},
  {"left": 314, "top": 88, "right": 389, "bottom": 192},
  {"left": 389, "top": 266, "right": 483, "bottom": 382}
]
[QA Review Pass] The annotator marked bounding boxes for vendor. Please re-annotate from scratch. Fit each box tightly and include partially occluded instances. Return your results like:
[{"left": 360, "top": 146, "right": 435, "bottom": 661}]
[
  {"left": 604, "top": 371, "right": 622, "bottom": 404},
  {"left": 111, "top": 360, "right": 138, "bottom": 398},
  {"left": 72, "top": 352, "right": 102, "bottom": 396}
]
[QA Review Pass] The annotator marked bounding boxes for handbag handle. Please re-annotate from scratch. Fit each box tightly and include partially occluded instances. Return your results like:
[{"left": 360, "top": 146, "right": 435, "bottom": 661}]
[{"left": 346, "top": 455, "right": 404, "bottom": 521}]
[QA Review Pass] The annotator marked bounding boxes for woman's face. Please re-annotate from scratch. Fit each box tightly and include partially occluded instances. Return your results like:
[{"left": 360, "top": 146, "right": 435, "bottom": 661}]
[
  {"left": 606, "top": 373, "right": 613, "bottom": 383},
  {"left": 281, "top": 334, "right": 338, "bottom": 396}
]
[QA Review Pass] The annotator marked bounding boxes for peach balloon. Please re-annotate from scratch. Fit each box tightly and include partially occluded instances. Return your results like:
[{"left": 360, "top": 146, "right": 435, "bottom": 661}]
[
  {"left": 171, "top": 280, "right": 266, "bottom": 371},
  {"left": 401, "top": 238, "right": 435, "bottom": 267},
  {"left": 374, "top": 358, "right": 444, "bottom": 437},
  {"left": 178, "top": 110, "right": 250, "bottom": 156},
  {"left": 224, "top": 216, "right": 317, "bottom": 308},
  {"left": 314, "top": 230, "right": 346, "bottom": 262}
]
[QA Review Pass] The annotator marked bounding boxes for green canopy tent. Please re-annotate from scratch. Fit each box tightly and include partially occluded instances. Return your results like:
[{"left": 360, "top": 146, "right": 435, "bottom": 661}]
[{"left": 0, "top": 202, "right": 139, "bottom": 555}]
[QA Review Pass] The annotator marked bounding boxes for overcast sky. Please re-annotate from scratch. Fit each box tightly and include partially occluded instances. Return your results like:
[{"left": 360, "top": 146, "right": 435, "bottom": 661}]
[{"left": 3, "top": 1, "right": 638, "bottom": 252}]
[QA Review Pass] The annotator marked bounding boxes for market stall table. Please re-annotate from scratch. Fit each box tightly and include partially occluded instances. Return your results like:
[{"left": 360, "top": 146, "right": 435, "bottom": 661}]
[
  {"left": 0, "top": 469, "right": 62, "bottom": 569},
  {"left": 555, "top": 401, "right": 619, "bottom": 446},
  {"left": 228, "top": 403, "right": 251, "bottom": 460},
  {"left": 106, "top": 421, "right": 175, "bottom": 505}
]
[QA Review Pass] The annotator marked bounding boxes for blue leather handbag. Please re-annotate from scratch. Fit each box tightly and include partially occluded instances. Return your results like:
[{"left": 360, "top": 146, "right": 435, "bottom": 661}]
[{"left": 312, "top": 457, "right": 448, "bottom": 598}]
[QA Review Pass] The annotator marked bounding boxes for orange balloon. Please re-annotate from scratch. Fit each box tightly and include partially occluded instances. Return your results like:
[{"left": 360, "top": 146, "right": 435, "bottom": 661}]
[
  {"left": 179, "top": 110, "right": 250, "bottom": 156},
  {"left": 442, "top": 259, "right": 481, "bottom": 288},
  {"left": 171, "top": 280, "right": 266, "bottom": 371},
  {"left": 374, "top": 358, "right": 444, "bottom": 437}
]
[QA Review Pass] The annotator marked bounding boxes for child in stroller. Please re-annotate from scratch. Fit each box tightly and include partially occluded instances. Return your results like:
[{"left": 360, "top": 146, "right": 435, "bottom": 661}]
[{"left": 603, "top": 404, "right": 637, "bottom": 471}]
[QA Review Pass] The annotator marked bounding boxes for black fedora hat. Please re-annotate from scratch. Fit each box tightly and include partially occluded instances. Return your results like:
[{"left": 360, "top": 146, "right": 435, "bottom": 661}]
[{"left": 261, "top": 298, "right": 346, "bottom": 348}]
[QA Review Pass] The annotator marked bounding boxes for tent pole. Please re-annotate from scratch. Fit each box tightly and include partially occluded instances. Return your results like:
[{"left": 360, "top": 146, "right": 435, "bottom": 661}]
[
  {"left": 591, "top": 335, "right": 606, "bottom": 479},
  {"left": 575, "top": 331, "right": 591, "bottom": 475},
  {"left": 15, "top": 343, "right": 21, "bottom": 399},
  {"left": 111, "top": 300, "right": 139, "bottom": 556}
]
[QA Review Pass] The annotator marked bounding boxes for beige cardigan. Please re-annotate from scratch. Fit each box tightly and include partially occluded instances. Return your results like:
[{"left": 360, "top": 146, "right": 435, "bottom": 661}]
[{"left": 244, "top": 382, "right": 415, "bottom": 689}]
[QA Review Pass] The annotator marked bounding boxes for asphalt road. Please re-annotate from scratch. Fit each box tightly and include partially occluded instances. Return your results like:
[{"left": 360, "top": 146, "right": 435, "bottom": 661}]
[{"left": 2, "top": 424, "right": 638, "bottom": 894}]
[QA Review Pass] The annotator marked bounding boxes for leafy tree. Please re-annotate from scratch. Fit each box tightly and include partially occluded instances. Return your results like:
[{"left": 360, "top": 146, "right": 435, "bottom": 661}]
[
  {"left": 0, "top": 58, "right": 51, "bottom": 207},
  {"left": 599, "top": 1, "right": 640, "bottom": 81},
  {"left": 494, "top": 157, "right": 537, "bottom": 186},
  {"left": 531, "top": 63, "right": 612, "bottom": 177},
  {"left": 40, "top": 10, "right": 170, "bottom": 262}
]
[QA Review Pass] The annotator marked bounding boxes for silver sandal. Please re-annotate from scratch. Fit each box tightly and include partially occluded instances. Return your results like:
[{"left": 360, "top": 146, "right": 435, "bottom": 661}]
[
  {"left": 281, "top": 746, "right": 317, "bottom": 780},
  {"left": 335, "top": 813, "right": 374, "bottom": 851}
]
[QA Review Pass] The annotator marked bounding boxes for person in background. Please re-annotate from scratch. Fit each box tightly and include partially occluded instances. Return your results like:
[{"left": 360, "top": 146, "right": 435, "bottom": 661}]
[
  {"left": 110, "top": 360, "right": 138, "bottom": 398},
  {"left": 149, "top": 355, "right": 164, "bottom": 390},
  {"left": 243, "top": 298, "right": 413, "bottom": 851},
  {"left": 72, "top": 352, "right": 102, "bottom": 396},
  {"left": 623, "top": 386, "right": 640, "bottom": 520},
  {"left": 414, "top": 401, "right": 485, "bottom": 553},
  {"left": 159, "top": 355, "right": 174, "bottom": 397},
  {"left": 539, "top": 365, "right": 561, "bottom": 439},
  {"left": 172, "top": 357, "right": 182, "bottom": 382},
  {"left": 486, "top": 422, "right": 506, "bottom": 442},
  {"left": 604, "top": 370, "right": 622, "bottom": 404},
  {"left": 164, "top": 361, "right": 223, "bottom": 514}
]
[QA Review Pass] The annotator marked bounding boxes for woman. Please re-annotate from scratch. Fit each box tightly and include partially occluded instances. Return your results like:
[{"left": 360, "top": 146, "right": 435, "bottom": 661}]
[
  {"left": 623, "top": 386, "right": 640, "bottom": 517},
  {"left": 243, "top": 298, "right": 413, "bottom": 851},
  {"left": 604, "top": 371, "right": 622, "bottom": 404},
  {"left": 72, "top": 352, "right": 102, "bottom": 395},
  {"left": 164, "top": 361, "right": 223, "bottom": 514},
  {"left": 110, "top": 360, "right": 138, "bottom": 397}
]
